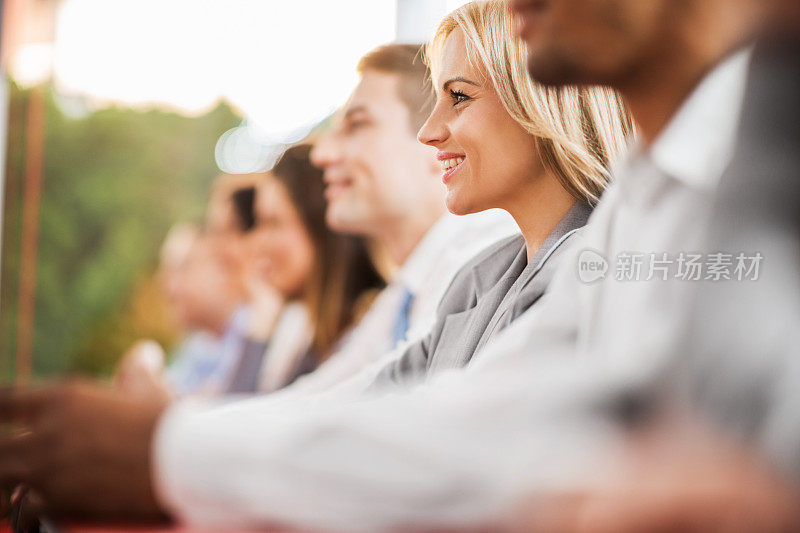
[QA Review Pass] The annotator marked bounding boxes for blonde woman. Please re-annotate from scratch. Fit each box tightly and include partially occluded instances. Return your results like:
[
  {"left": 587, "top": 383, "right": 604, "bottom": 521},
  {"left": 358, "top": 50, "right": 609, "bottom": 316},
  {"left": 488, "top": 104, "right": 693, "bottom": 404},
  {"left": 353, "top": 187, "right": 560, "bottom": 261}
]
[{"left": 369, "top": 0, "right": 633, "bottom": 388}]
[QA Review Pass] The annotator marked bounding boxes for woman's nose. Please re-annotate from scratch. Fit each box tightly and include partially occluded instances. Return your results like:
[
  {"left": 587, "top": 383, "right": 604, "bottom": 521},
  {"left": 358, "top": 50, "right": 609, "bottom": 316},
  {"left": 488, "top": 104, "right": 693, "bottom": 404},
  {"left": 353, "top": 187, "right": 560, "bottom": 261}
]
[{"left": 417, "top": 106, "right": 448, "bottom": 147}]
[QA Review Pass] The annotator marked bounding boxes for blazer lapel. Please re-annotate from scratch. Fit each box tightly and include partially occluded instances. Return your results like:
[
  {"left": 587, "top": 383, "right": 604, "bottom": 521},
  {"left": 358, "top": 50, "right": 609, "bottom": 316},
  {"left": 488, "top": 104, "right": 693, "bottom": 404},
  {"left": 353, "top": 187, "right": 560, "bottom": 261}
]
[{"left": 427, "top": 273, "right": 521, "bottom": 375}]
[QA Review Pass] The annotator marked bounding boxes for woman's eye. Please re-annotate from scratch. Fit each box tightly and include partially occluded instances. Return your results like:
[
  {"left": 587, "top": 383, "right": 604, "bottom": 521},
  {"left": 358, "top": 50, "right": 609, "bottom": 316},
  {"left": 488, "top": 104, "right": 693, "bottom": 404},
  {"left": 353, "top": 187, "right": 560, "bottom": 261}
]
[{"left": 449, "top": 90, "right": 470, "bottom": 105}]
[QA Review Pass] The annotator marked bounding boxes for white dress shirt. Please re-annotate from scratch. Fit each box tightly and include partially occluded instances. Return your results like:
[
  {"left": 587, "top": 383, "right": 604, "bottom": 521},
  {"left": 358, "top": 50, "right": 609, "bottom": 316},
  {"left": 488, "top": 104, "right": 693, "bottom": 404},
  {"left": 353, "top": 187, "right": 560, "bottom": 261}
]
[{"left": 154, "top": 50, "right": 751, "bottom": 531}]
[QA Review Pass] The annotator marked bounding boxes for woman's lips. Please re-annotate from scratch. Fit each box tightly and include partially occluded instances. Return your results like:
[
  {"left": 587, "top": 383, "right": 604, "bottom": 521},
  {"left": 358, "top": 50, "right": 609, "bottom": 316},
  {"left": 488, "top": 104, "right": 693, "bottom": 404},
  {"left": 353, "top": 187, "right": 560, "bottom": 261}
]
[
  {"left": 441, "top": 158, "right": 465, "bottom": 184},
  {"left": 437, "top": 152, "right": 466, "bottom": 184}
]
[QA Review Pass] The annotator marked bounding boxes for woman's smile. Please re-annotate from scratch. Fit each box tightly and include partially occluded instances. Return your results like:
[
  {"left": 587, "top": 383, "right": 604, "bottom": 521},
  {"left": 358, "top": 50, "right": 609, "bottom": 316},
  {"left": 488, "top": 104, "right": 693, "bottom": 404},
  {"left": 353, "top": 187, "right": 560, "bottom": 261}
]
[{"left": 437, "top": 151, "right": 467, "bottom": 183}]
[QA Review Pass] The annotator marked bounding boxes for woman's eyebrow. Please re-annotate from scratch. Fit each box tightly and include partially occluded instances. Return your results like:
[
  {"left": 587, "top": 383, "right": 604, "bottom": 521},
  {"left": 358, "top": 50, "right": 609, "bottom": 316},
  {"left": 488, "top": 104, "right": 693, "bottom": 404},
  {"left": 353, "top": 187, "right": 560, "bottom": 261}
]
[{"left": 442, "top": 77, "right": 479, "bottom": 91}]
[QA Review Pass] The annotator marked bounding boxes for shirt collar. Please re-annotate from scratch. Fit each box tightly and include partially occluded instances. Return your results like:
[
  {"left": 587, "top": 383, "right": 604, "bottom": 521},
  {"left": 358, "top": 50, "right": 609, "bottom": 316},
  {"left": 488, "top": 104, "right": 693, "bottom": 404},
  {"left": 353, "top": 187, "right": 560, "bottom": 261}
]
[
  {"left": 394, "top": 213, "right": 461, "bottom": 292},
  {"left": 394, "top": 209, "right": 513, "bottom": 293},
  {"left": 648, "top": 47, "right": 753, "bottom": 191}
]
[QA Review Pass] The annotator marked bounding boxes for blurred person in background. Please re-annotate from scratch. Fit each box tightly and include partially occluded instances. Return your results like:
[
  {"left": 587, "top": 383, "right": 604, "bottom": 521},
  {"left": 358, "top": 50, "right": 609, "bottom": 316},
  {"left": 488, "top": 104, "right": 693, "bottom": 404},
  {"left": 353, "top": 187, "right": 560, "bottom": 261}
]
[
  {"left": 114, "top": 172, "right": 260, "bottom": 398},
  {"left": 205, "top": 173, "right": 259, "bottom": 250},
  {"left": 162, "top": 232, "right": 251, "bottom": 396},
  {"left": 226, "top": 144, "right": 385, "bottom": 394},
  {"left": 114, "top": 223, "right": 198, "bottom": 396},
  {"left": 159, "top": 173, "right": 257, "bottom": 396},
  {"left": 117, "top": 225, "right": 250, "bottom": 398}
]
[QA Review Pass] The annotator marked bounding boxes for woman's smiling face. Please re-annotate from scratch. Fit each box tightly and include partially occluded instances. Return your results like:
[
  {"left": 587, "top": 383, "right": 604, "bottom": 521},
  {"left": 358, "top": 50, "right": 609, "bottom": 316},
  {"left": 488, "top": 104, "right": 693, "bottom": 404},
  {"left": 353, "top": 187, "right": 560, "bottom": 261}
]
[
  {"left": 417, "top": 28, "right": 542, "bottom": 216},
  {"left": 248, "top": 177, "right": 316, "bottom": 299}
]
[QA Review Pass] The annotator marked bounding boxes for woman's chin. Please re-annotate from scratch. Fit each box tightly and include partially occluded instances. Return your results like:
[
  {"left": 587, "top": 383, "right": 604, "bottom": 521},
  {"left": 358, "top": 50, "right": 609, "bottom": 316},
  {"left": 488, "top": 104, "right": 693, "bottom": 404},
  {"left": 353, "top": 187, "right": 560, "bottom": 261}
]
[
  {"left": 445, "top": 189, "right": 487, "bottom": 216},
  {"left": 445, "top": 196, "right": 476, "bottom": 216}
]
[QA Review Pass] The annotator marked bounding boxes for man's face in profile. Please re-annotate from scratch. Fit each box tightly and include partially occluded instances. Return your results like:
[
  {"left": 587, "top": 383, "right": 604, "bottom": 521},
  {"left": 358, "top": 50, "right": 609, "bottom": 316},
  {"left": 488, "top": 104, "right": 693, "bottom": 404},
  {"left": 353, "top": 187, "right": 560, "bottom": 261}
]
[
  {"left": 311, "top": 71, "right": 439, "bottom": 236},
  {"left": 510, "top": 0, "right": 677, "bottom": 87}
]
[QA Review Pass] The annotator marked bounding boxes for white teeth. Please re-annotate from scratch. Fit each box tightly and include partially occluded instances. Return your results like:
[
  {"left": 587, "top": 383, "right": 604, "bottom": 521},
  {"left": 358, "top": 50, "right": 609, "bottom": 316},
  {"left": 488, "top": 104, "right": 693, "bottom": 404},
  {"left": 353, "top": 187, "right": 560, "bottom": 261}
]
[{"left": 441, "top": 156, "right": 465, "bottom": 171}]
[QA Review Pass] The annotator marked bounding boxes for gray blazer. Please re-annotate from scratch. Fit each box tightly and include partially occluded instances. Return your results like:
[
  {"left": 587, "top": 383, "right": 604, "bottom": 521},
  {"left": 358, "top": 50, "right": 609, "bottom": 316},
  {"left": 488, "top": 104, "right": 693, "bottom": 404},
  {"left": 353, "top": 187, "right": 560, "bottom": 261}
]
[{"left": 370, "top": 202, "right": 592, "bottom": 390}]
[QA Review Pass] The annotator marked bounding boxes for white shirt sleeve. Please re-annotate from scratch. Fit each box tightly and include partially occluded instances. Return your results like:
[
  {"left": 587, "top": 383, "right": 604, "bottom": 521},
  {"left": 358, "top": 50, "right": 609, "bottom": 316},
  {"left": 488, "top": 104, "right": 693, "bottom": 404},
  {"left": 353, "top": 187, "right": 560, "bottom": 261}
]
[{"left": 152, "top": 235, "right": 628, "bottom": 532}]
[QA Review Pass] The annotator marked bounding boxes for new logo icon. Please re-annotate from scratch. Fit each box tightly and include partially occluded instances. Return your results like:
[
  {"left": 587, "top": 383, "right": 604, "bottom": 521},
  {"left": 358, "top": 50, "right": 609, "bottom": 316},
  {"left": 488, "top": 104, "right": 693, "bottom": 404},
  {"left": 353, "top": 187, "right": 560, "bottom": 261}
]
[{"left": 577, "top": 249, "right": 608, "bottom": 283}]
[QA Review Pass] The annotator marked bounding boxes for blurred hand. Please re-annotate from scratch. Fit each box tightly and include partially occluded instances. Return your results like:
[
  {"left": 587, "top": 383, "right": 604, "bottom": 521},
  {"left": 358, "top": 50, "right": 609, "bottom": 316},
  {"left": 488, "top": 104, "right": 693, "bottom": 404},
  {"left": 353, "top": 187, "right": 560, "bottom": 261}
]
[
  {"left": 243, "top": 265, "right": 285, "bottom": 341},
  {"left": 0, "top": 381, "right": 170, "bottom": 523},
  {"left": 506, "top": 418, "right": 800, "bottom": 533},
  {"left": 114, "top": 340, "right": 171, "bottom": 402}
]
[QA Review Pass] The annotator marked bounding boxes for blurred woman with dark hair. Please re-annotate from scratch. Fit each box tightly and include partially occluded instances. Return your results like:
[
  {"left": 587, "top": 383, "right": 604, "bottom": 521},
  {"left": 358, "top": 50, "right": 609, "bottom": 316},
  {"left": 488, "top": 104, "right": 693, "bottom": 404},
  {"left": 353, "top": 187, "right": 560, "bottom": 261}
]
[{"left": 226, "top": 144, "right": 385, "bottom": 393}]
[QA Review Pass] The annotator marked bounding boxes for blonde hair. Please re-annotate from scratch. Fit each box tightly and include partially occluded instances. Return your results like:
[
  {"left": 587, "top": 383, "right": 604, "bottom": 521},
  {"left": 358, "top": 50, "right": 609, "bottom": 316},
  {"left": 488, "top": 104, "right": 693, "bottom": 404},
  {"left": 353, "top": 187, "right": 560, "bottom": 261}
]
[{"left": 426, "top": 0, "right": 634, "bottom": 204}]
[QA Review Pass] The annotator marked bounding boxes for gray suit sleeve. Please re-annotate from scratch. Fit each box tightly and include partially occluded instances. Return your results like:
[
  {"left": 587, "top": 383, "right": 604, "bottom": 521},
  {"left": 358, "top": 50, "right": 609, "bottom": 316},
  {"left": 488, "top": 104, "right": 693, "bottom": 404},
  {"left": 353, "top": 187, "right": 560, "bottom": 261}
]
[{"left": 367, "top": 331, "right": 436, "bottom": 391}]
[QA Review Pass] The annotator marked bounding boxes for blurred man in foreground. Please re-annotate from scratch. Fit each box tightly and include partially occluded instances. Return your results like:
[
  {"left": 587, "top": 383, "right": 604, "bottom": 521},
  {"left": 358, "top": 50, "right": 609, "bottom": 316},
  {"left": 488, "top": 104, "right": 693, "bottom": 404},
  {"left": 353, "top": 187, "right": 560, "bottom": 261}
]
[
  {"left": 507, "top": 1, "right": 800, "bottom": 528},
  {"left": 2, "top": 2, "right": 799, "bottom": 532},
  {"left": 506, "top": 0, "right": 800, "bottom": 530}
]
